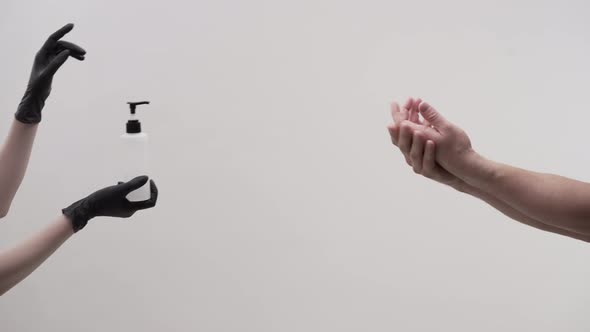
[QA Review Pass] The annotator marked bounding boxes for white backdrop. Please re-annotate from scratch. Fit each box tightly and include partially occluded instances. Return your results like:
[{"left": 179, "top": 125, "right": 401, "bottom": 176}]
[{"left": 1, "top": 0, "right": 590, "bottom": 331}]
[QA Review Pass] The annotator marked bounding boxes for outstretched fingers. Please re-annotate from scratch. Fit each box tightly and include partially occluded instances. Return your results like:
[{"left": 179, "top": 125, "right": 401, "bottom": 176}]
[{"left": 41, "top": 23, "right": 74, "bottom": 52}]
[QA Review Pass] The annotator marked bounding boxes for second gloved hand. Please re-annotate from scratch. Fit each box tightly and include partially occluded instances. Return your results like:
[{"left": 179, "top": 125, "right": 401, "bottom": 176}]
[
  {"left": 62, "top": 176, "right": 158, "bottom": 232},
  {"left": 15, "top": 23, "right": 86, "bottom": 124}
]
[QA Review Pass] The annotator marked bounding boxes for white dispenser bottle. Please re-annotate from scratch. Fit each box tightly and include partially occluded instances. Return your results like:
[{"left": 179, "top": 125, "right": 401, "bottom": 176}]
[{"left": 121, "top": 101, "right": 151, "bottom": 201}]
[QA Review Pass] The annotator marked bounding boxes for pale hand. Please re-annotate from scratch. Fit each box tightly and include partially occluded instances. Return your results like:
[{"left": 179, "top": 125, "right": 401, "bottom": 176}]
[{"left": 387, "top": 98, "right": 464, "bottom": 189}]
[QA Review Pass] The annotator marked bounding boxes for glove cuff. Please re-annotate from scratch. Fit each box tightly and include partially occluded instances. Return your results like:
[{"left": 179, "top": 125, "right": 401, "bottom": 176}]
[
  {"left": 62, "top": 198, "right": 94, "bottom": 233},
  {"left": 15, "top": 94, "right": 44, "bottom": 124}
]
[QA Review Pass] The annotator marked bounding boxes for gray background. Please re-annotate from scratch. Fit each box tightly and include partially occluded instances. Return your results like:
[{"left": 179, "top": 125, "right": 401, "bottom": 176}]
[{"left": 1, "top": 0, "right": 590, "bottom": 330}]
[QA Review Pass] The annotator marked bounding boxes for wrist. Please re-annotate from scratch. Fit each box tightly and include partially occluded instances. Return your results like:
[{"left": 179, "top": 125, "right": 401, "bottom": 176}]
[
  {"left": 449, "top": 176, "right": 484, "bottom": 197},
  {"left": 62, "top": 198, "right": 95, "bottom": 232},
  {"left": 457, "top": 149, "right": 499, "bottom": 190},
  {"left": 15, "top": 93, "right": 44, "bottom": 124},
  {"left": 450, "top": 179, "right": 469, "bottom": 193}
]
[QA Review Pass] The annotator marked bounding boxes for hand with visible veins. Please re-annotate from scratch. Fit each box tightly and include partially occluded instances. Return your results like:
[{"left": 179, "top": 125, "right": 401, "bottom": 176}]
[{"left": 386, "top": 97, "right": 590, "bottom": 242}]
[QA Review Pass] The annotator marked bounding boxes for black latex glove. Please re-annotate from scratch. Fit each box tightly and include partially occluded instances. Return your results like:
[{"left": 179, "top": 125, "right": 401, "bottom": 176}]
[
  {"left": 62, "top": 176, "right": 159, "bottom": 232},
  {"left": 15, "top": 23, "right": 86, "bottom": 124}
]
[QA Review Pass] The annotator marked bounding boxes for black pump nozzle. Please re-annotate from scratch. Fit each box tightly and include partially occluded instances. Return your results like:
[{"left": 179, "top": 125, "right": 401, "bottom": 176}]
[
  {"left": 126, "top": 101, "right": 150, "bottom": 134},
  {"left": 127, "top": 101, "right": 150, "bottom": 114}
]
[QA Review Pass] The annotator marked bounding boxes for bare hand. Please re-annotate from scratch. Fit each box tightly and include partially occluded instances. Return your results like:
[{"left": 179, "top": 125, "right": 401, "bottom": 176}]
[
  {"left": 387, "top": 98, "right": 463, "bottom": 188},
  {"left": 388, "top": 98, "right": 475, "bottom": 178}
]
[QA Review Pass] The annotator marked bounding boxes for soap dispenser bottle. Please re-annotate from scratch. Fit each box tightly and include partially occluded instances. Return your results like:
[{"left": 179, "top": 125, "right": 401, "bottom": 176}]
[{"left": 121, "top": 101, "right": 150, "bottom": 201}]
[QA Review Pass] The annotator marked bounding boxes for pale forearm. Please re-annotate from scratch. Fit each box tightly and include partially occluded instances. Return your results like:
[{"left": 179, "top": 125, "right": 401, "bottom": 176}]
[
  {"left": 0, "top": 215, "right": 73, "bottom": 295},
  {"left": 455, "top": 151, "right": 590, "bottom": 235},
  {"left": 0, "top": 120, "right": 38, "bottom": 217},
  {"left": 452, "top": 180, "right": 590, "bottom": 242},
  {"left": 0, "top": 176, "right": 158, "bottom": 296}
]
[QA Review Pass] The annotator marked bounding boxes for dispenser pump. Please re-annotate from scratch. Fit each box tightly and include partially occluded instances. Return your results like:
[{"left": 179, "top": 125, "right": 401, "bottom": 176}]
[{"left": 126, "top": 101, "right": 149, "bottom": 134}]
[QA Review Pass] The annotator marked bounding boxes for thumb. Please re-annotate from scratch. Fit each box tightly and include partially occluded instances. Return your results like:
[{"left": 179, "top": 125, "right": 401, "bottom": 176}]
[
  {"left": 120, "top": 175, "right": 149, "bottom": 194},
  {"left": 418, "top": 102, "right": 448, "bottom": 129}
]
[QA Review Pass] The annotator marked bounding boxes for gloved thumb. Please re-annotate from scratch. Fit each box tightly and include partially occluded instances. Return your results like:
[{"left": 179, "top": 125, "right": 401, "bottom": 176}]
[
  {"left": 418, "top": 102, "right": 448, "bottom": 130},
  {"left": 120, "top": 175, "right": 149, "bottom": 194}
]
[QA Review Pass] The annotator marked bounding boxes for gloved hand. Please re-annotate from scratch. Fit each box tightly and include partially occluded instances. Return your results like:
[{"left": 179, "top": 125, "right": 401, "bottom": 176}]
[
  {"left": 15, "top": 23, "right": 86, "bottom": 124},
  {"left": 62, "top": 176, "right": 159, "bottom": 232}
]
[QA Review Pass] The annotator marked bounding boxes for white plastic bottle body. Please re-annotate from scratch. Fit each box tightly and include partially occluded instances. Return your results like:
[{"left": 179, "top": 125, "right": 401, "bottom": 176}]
[{"left": 120, "top": 132, "right": 150, "bottom": 201}]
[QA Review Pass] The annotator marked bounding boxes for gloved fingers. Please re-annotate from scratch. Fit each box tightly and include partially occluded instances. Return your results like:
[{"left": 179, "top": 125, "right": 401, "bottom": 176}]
[
  {"left": 129, "top": 180, "right": 158, "bottom": 210},
  {"left": 41, "top": 23, "right": 74, "bottom": 52},
  {"left": 57, "top": 40, "right": 86, "bottom": 55},
  {"left": 119, "top": 175, "right": 149, "bottom": 195},
  {"left": 149, "top": 179, "right": 158, "bottom": 204},
  {"left": 129, "top": 198, "right": 156, "bottom": 211},
  {"left": 68, "top": 53, "right": 85, "bottom": 61},
  {"left": 44, "top": 50, "right": 70, "bottom": 77},
  {"left": 56, "top": 40, "right": 86, "bottom": 60}
]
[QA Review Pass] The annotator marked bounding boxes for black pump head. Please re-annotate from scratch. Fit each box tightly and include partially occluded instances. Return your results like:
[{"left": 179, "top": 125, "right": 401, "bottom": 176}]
[
  {"left": 126, "top": 101, "right": 150, "bottom": 134},
  {"left": 127, "top": 101, "right": 150, "bottom": 114}
]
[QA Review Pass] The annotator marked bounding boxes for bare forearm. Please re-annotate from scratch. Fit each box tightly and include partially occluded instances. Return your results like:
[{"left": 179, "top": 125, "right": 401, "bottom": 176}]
[
  {"left": 456, "top": 151, "right": 590, "bottom": 235},
  {"left": 452, "top": 180, "right": 590, "bottom": 242},
  {"left": 0, "top": 214, "right": 73, "bottom": 295},
  {"left": 0, "top": 120, "right": 38, "bottom": 217}
]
